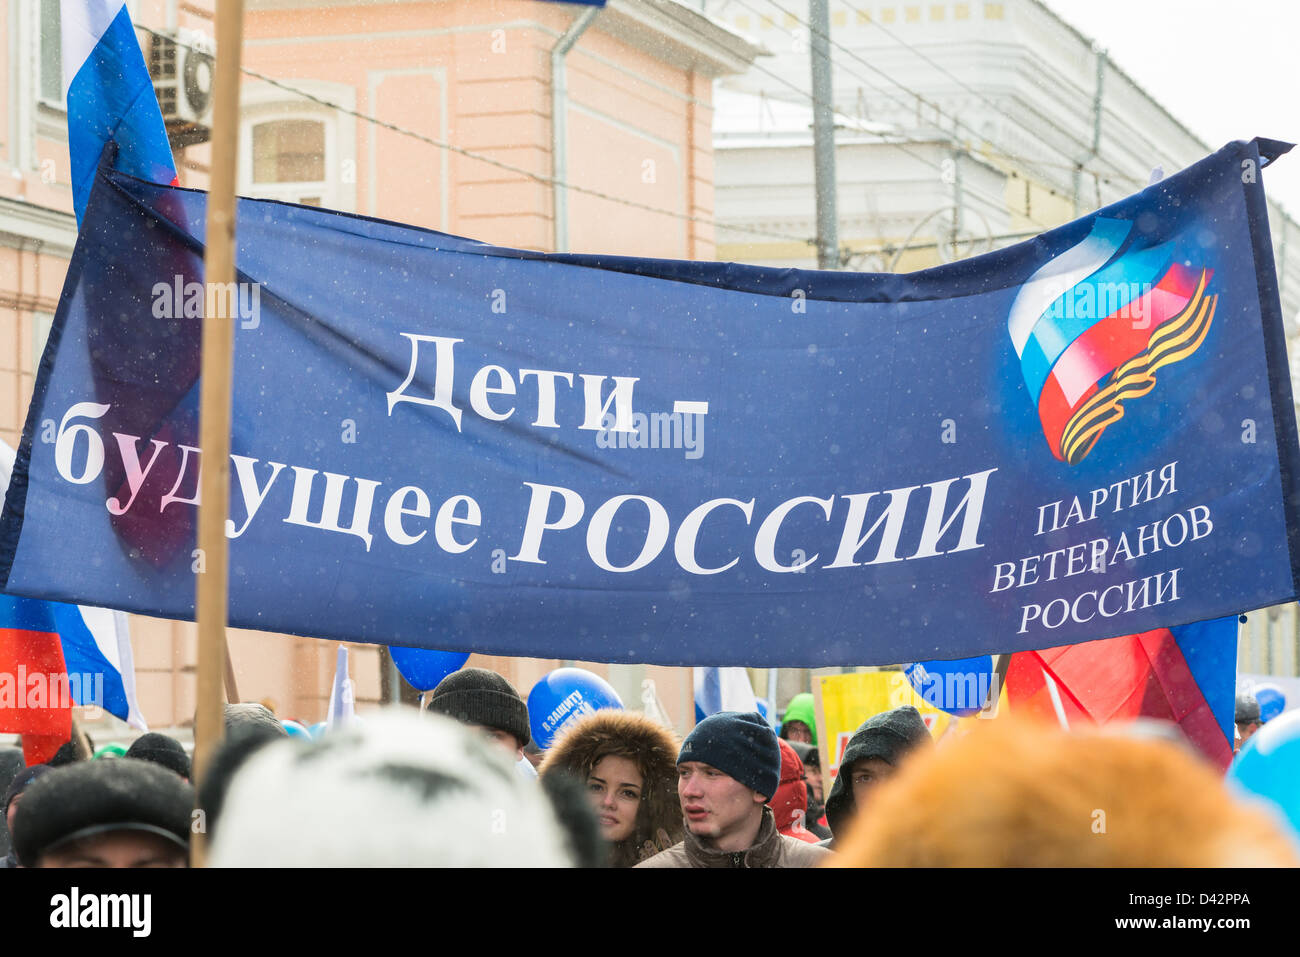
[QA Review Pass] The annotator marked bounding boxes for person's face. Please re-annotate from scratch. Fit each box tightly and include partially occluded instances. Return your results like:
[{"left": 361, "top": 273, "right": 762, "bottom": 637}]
[
  {"left": 37, "top": 830, "right": 187, "bottom": 868},
  {"left": 1238, "top": 721, "right": 1261, "bottom": 746},
  {"left": 586, "top": 755, "right": 643, "bottom": 843},
  {"left": 804, "top": 763, "right": 823, "bottom": 804},
  {"left": 678, "top": 761, "right": 765, "bottom": 849},
  {"left": 467, "top": 723, "right": 523, "bottom": 760},
  {"left": 6, "top": 795, "right": 21, "bottom": 836},
  {"left": 848, "top": 756, "right": 895, "bottom": 811},
  {"left": 784, "top": 721, "right": 812, "bottom": 744}
]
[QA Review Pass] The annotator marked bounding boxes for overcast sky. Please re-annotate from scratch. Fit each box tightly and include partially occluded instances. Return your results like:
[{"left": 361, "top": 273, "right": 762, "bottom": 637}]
[{"left": 1043, "top": 0, "right": 1300, "bottom": 219}]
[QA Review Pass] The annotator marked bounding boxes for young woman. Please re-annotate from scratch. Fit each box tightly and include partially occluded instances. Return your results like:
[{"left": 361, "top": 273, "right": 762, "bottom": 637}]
[{"left": 539, "top": 710, "right": 683, "bottom": 867}]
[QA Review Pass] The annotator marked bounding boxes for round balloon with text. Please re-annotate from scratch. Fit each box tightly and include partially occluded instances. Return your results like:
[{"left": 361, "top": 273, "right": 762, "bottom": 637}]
[
  {"left": 905, "top": 655, "right": 995, "bottom": 718},
  {"left": 528, "top": 668, "right": 624, "bottom": 749}
]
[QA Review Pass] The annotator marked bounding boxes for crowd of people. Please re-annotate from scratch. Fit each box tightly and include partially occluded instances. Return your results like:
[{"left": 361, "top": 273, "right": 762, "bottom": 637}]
[{"left": 1, "top": 666, "right": 1297, "bottom": 868}]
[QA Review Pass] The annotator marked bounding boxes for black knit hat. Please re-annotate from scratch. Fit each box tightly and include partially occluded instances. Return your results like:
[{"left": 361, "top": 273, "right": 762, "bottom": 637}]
[
  {"left": 825, "top": 705, "right": 932, "bottom": 837},
  {"left": 125, "top": 733, "right": 192, "bottom": 780},
  {"left": 426, "top": 668, "right": 530, "bottom": 748},
  {"left": 679, "top": 711, "right": 781, "bottom": 801},
  {"left": 13, "top": 759, "right": 194, "bottom": 866},
  {"left": 2, "top": 764, "right": 52, "bottom": 817}
]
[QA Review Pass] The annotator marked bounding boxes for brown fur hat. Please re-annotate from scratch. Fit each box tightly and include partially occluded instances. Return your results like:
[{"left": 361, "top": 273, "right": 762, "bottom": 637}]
[
  {"left": 539, "top": 710, "right": 683, "bottom": 867},
  {"left": 827, "top": 718, "right": 1300, "bottom": 868}
]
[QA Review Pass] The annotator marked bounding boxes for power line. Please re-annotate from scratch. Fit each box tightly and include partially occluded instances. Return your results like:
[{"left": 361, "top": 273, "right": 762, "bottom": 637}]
[
  {"left": 726, "top": 0, "right": 1136, "bottom": 208},
  {"left": 672, "top": 0, "right": 1056, "bottom": 233},
  {"left": 720, "top": 0, "right": 1058, "bottom": 228},
  {"left": 834, "top": 0, "right": 1146, "bottom": 189},
  {"left": 135, "top": 23, "right": 815, "bottom": 247}
]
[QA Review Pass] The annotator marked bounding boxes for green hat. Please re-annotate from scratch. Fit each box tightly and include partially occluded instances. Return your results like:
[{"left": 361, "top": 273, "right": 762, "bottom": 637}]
[{"left": 780, "top": 693, "right": 818, "bottom": 745}]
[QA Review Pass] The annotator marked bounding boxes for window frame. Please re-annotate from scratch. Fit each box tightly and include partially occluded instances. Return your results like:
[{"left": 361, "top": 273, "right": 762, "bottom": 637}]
[
  {"left": 239, "top": 80, "right": 357, "bottom": 212},
  {"left": 245, "top": 115, "right": 332, "bottom": 205}
]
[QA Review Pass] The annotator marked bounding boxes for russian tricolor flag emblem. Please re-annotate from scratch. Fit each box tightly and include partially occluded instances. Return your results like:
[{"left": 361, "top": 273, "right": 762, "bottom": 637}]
[
  {"left": 63, "top": 0, "right": 179, "bottom": 224},
  {"left": 1, "top": 443, "right": 146, "bottom": 764},
  {"left": 1008, "top": 218, "right": 1217, "bottom": 464}
]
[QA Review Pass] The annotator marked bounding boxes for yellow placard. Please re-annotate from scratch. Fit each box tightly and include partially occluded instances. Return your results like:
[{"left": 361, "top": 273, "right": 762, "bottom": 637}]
[{"left": 813, "top": 671, "right": 954, "bottom": 777}]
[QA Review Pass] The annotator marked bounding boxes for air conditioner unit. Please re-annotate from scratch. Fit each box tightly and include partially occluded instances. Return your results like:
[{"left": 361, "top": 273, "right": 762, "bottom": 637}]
[{"left": 147, "top": 27, "right": 215, "bottom": 145}]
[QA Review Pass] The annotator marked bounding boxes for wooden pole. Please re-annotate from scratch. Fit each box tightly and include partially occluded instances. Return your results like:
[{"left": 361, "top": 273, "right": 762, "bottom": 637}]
[
  {"left": 985, "top": 653, "right": 1012, "bottom": 717},
  {"left": 192, "top": 0, "right": 245, "bottom": 869},
  {"left": 223, "top": 643, "right": 241, "bottom": 704}
]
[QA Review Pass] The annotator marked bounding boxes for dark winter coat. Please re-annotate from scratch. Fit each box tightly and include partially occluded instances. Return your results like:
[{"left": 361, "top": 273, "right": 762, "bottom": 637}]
[
  {"left": 538, "top": 709, "right": 683, "bottom": 867},
  {"left": 786, "top": 741, "right": 831, "bottom": 839},
  {"left": 773, "top": 740, "right": 818, "bottom": 843},
  {"left": 825, "top": 706, "right": 932, "bottom": 840},
  {"left": 635, "top": 806, "right": 831, "bottom": 868}
]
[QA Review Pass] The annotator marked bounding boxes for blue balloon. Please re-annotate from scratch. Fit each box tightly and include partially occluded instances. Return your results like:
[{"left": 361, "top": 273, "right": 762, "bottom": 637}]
[
  {"left": 308, "top": 721, "right": 328, "bottom": 739},
  {"left": 281, "top": 719, "right": 312, "bottom": 740},
  {"left": 528, "top": 668, "right": 623, "bottom": 749},
  {"left": 1256, "top": 684, "right": 1287, "bottom": 723},
  {"left": 389, "top": 647, "right": 470, "bottom": 693},
  {"left": 905, "top": 655, "right": 995, "bottom": 718},
  {"left": 756, "top": 698, "right": 771, "bottom": 724},
  {"left": 1227, "top": 708, "right": 1300, "bottom": 841}
]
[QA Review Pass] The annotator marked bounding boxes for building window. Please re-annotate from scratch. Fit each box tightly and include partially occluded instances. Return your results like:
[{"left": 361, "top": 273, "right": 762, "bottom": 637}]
[
  {"left": 39, "top": 0, "right": 62, "bottom": 104},
  {"left": 243, "top": 114, "right": 334, "bottom": 207},
  {"left": 252, "top": 119, "right": 326, "bottom": 184},
  {"left": 240, "top": 79, "right": 356, "bottom": 211}
]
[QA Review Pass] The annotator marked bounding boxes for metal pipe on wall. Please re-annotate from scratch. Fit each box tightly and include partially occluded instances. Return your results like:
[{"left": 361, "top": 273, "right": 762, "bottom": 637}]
[{"left": 551, "top": 7, "right": 600, "bottom": 254}]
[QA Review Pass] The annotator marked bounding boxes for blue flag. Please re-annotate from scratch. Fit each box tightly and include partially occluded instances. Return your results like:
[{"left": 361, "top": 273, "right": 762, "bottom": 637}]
[
  {"left": 63, "top": 1, "right": 178, "bottom": 225},
  {"left": 1, "top": 139, "right": 1297, "bottom": 667},
  {"left": 694, "top": 667, "right": 758, "bottom": 721}
]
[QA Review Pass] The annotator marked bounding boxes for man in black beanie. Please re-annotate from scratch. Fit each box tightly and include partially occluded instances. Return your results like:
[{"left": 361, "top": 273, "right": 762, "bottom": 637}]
[
  {"left": 824, "top": 705, "right": 932, "bottom": 845},
  {"left": 125, "top": 732, "right": 192, "bottom": 781},
  {"left": 13, "top": 760, "right": 193, "bottom": 868},
  {"left": 425, "top": 667, "right": 531, "bottom": 761},
  {"left": 1, "top": 764, "right": 53, "bottom": 868},
  {"left": 637, "top": 711, "right": 831, "bottom": 868}
]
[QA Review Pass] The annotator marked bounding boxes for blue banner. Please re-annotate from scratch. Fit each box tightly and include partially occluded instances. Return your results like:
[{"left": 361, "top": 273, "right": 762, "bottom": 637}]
[{"left": 1, "top": 139, "right": 1297, "bottom": 666}]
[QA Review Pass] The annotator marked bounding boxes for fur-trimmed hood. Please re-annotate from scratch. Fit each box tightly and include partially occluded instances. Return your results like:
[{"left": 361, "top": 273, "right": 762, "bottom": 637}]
[{"left": 539, "top": 710, "right": 683, "bottom": 867}]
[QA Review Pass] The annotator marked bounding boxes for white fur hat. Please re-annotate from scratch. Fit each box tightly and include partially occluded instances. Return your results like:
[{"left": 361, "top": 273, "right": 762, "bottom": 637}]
[{"left": 210, "top": 711, "right": 574, "bottom": 867}]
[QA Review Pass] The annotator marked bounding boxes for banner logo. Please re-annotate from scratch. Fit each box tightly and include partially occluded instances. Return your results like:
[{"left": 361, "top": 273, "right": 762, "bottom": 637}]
[{"left": 1008, "top": 218, "right": 1217, "bottom": 464}]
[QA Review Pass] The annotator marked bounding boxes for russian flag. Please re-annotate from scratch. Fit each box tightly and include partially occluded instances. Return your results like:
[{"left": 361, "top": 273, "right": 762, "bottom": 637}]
[
  {"left": 63, "top": 0, "right": 178, "bottom": 225},
  {"left": 0, "top": 442, "right": 145, "bottom": 764},
  {"left": 694, "top": 667, "right": 758, "bottom": 722},
  {"left": 1006, "top": 617, "right": 1237, "bottom": 770}
]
